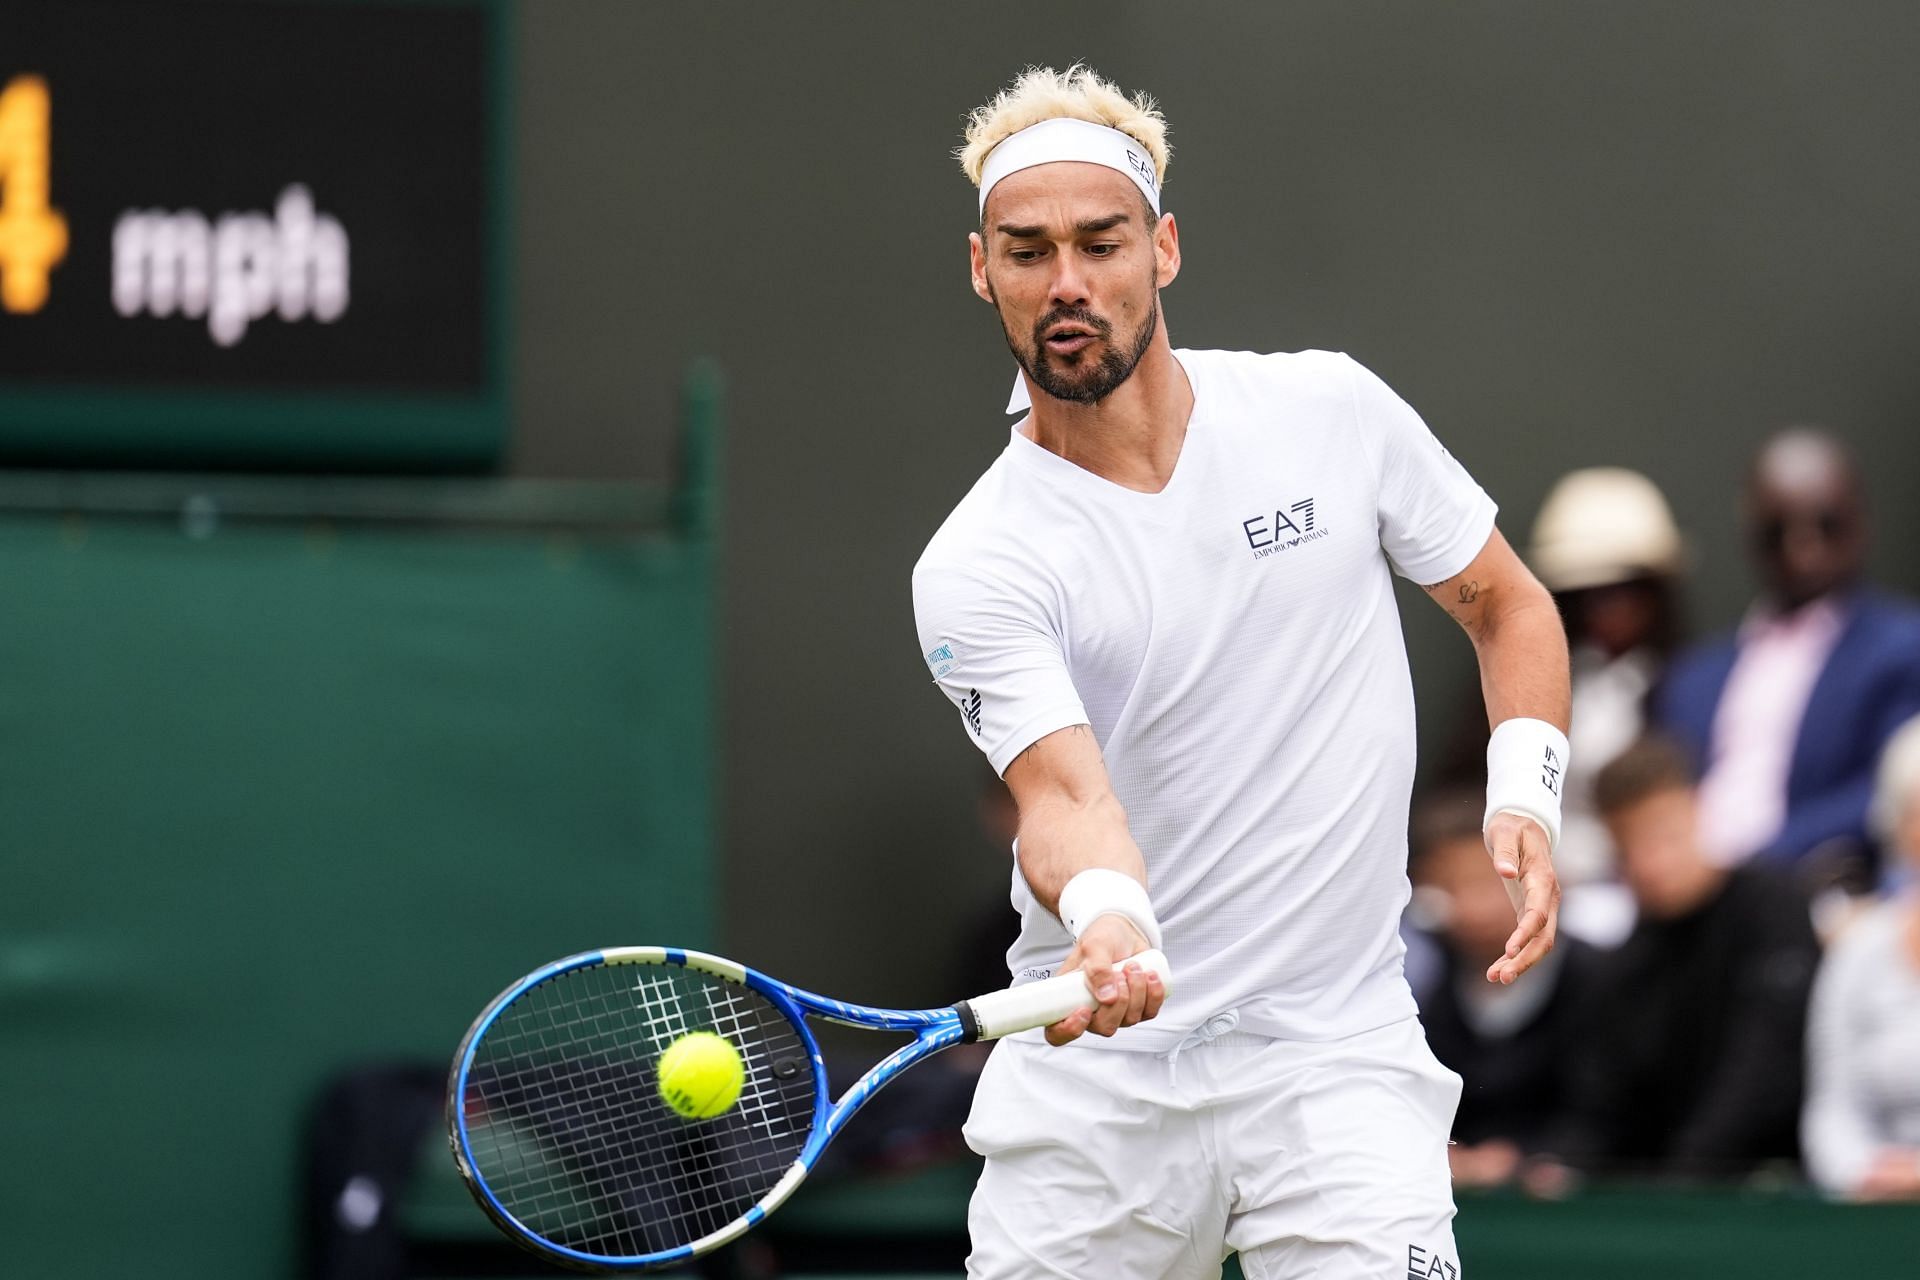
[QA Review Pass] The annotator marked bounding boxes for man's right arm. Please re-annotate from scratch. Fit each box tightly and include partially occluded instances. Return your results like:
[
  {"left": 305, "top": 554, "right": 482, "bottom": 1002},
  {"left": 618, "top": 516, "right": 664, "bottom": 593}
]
[{"left": 1003, "top": 723, "right": 1166, "bottom": 1045}]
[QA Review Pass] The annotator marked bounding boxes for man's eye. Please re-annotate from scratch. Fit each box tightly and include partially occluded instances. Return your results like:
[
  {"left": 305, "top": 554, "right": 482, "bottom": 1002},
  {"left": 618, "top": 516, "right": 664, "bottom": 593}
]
[
  {"left": 1087, "top": 243, "right": 1118, "bottom": 256},
  {"left": 1009, "top": 248, "right": 1043, "bottom": 263}
]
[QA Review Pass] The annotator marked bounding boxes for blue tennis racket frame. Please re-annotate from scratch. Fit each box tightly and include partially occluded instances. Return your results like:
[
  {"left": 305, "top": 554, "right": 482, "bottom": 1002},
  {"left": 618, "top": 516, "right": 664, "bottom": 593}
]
[{"left": 447, "top": 945, "right": 971, "bottom": 1272}]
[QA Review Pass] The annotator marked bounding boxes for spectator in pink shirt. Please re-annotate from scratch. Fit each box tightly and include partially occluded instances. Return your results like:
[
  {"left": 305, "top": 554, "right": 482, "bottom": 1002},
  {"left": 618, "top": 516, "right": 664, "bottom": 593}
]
[{"left": 1655, "top": 429, "right": 1920, "bottom": 891}]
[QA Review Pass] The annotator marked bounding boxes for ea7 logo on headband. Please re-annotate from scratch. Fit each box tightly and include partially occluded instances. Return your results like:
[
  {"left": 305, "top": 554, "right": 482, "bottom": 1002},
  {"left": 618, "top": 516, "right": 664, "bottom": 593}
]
[{"left": 1124, "top": 149, "right": 1157, "bottom": 191}]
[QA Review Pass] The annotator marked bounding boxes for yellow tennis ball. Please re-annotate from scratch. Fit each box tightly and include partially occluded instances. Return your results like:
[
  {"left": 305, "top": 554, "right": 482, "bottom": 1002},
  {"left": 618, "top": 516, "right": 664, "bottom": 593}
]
[{"left": 656, "top": 1031, "right": 745, "bottom": 1120}]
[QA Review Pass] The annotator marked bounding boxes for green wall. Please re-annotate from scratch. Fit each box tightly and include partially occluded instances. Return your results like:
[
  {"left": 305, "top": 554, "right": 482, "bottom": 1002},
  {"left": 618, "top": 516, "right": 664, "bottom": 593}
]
[
  {"left": 0, "top": 503, "right": 717, "bottom": 1276},
  {"left": 507, "top": 1, "right": 1920, "bottom": 1002}
]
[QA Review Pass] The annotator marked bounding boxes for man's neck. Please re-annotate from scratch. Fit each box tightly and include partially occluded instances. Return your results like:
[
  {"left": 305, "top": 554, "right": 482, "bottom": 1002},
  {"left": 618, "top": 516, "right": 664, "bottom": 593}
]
[
  {"left": 1020, "top": 338, "right": 1194, "bottom": 494},
  {"left": 1761, "top": 584, "right": 1857, "bottom": 621}
]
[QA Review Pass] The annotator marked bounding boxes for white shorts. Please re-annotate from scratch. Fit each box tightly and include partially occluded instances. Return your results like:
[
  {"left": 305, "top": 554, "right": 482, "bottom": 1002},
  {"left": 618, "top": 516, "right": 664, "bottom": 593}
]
[{"left": 963, "top": 1016, "right": 1463, "bottom": 1280}]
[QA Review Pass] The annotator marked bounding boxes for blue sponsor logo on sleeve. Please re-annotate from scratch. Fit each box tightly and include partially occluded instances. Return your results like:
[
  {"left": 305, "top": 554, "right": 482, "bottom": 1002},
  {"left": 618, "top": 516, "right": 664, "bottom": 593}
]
[{"left": 925, "top": 640, "right": 960, "bottom": 680}]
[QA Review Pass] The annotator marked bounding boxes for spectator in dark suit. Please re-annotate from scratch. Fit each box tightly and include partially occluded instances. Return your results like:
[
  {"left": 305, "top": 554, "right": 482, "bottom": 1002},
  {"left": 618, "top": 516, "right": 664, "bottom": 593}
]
[
  {"left": 1407, "top": 788, "right": 1600, "bottom": 1188},
  {"left": 1655, "top": 429, "right": 1920, "bottom": 888},
  {"left": 1547, "top": 737, "right": 1821, "bottom": 1179}
]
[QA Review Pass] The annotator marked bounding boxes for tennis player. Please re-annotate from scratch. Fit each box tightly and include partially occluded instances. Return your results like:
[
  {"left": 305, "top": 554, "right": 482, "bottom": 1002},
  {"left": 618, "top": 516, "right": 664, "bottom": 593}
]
[{"left": 913, "top": 66, "right": 1571, "bottom": 1279}]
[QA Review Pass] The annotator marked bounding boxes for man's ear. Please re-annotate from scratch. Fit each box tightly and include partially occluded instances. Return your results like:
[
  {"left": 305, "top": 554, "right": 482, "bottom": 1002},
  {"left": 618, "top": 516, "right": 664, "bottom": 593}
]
[
  {"left": 969, "top": 231, "right": 994, "bottom": 303},
  {"left": 1153, "top": 213, "right": 1181, "bottom": 289}
]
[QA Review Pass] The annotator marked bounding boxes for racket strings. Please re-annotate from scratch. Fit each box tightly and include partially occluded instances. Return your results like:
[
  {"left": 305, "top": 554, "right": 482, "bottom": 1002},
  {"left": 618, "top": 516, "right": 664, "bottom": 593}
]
[
  {"left": 472, "top": 973, "right": 805, "bottom": 1255},
  {"left": 462, "top": 961, "right": 818, "bottom": 1259}
]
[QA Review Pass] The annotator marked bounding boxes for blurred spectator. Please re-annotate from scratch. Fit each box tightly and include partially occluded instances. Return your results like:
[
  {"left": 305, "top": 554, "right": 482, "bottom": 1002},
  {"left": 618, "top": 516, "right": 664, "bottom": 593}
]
[
  {"left": 1802, "top": 714, "right": 1920, "bottom": 1201},
  {"left": 823, "top": 771, "right": 1018, "bottom": 1174},
  {"left": 1527, "top": 467, "right": 1686, "bottom": 946},
  {"left": 1547, "top": 736, "right": 1820, "bottom": 1178},
  {"left": 1655, "top": 429, "right": 1920, "bottom": 887},
  {"left": 1407, "top": 788, "right": 1599, "bottom": 1187}
]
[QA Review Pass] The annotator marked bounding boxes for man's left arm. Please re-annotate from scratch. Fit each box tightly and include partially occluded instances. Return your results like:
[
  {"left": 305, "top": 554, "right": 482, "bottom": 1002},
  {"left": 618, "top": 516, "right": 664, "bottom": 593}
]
[{"left": 1422, "top": 527, "right": 1572, "bottom": 984}]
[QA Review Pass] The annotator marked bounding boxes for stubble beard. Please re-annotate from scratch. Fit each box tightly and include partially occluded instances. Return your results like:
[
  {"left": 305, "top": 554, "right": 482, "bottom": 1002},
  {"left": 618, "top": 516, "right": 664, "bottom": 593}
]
[{"left": 996, "top": 289, "right": 1160, "bottom": 407}]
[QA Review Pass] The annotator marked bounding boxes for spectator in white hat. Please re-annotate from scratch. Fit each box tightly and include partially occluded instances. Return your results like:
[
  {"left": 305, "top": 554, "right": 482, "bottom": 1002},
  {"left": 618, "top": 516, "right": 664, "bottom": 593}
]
[{"left": 1527, "top": 467, "right": 1686, "bottom": 946}]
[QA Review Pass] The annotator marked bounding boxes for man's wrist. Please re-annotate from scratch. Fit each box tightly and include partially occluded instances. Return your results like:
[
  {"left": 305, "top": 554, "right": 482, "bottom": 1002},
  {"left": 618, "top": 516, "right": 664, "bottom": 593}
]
[
  {"left": 1484, "top": 717, "right": 1569, "bottom": 852},
  {"left": 1057, "top": 868, "right": 1163, "bottom": 950}
]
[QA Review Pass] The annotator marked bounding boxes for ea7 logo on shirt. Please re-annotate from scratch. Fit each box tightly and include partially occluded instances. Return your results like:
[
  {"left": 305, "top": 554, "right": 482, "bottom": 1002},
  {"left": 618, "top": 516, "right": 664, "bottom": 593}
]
[
  {"left": 1242, "top": 498, "right": 1328, "bottom": 559},
  {"left": 960, "top": 688, "right": 983, "bottom": 736}
]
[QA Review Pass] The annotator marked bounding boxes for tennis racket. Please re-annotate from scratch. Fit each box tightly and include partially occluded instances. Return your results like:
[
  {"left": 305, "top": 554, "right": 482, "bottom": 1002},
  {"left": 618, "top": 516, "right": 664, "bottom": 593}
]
[{"left": 447, "top": 944, "right": 1173, "bottom": 1272}]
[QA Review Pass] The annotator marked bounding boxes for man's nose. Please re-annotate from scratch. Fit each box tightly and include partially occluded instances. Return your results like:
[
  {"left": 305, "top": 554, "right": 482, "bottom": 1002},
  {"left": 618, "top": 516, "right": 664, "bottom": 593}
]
[{"left": 1047, "top": 257, "right": 1090, "bottom": 309}]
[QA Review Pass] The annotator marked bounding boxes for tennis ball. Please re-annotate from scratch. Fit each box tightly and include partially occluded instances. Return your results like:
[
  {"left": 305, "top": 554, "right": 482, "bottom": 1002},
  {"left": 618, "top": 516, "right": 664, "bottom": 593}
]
[{"left": 657, "top": 1031, "right": 745, "bottom": 1120}]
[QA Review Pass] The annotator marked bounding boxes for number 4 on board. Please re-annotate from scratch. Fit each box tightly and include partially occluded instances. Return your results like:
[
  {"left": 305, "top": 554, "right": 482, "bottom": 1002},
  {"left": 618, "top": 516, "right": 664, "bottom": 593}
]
[{"left": 0, "top": 74, "right": 69, "bottom": 313}]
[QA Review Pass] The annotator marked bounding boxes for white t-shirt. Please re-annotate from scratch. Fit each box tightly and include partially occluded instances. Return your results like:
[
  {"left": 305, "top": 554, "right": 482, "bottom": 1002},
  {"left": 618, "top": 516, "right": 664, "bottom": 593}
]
[{"left": 912, "top": 348, "right": 1496, "bottom": 1050}]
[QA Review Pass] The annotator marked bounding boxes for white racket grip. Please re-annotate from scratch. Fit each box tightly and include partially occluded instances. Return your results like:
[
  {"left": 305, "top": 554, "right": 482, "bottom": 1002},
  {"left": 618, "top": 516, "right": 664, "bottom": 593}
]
[{"left": 959, "top": 950, "right": 1173, "bottom": 1042}]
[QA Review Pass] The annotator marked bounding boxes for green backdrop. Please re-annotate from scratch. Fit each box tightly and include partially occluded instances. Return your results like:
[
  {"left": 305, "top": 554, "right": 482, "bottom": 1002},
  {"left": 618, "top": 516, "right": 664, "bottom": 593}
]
[{"left": 0, "top": 387, "right": 720, "bottom": 1277}]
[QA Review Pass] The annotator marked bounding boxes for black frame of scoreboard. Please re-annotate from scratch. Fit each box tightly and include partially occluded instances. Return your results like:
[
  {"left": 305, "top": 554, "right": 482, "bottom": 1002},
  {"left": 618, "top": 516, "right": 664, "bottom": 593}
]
[{"left": 0, "top": 0, "right": 513, "bottom": 474}]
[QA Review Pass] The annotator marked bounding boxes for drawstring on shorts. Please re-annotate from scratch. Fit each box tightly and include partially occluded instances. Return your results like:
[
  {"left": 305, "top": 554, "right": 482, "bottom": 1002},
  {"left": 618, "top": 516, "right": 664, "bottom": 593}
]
[{"left": 1158, "top": 1008, "right": 1242, "bottom": 1087}]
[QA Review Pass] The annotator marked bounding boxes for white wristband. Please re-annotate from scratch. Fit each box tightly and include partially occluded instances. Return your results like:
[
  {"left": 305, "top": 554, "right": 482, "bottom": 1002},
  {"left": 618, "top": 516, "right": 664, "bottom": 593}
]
[
  {"left": 1057, "top": 868, "right": 1163, "bottom": 950},
  {"left": 1484, "top": 717, "right": 1570, "bottom": 852}
]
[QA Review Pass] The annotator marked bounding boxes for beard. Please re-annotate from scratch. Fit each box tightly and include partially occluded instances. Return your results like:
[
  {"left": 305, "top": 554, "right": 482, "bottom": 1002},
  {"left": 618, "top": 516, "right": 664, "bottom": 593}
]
[{"left": 1003, "top": 294, "right": 1159, "bottom": 406}]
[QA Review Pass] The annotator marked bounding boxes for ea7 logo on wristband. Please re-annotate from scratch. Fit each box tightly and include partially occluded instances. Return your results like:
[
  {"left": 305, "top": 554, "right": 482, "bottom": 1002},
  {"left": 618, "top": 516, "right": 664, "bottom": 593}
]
[
  {"left": 960, "top": 689, "right": 983, "bottom": 736},
  {"left": 1541, "top": 744, "right": 1562, "bottom": 796}
]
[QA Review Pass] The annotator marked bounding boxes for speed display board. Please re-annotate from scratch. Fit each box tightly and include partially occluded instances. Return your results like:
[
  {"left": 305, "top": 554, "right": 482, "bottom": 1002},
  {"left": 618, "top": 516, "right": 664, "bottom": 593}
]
[{"left": 0, "top": 0, "right": 507, "bottom": 470}]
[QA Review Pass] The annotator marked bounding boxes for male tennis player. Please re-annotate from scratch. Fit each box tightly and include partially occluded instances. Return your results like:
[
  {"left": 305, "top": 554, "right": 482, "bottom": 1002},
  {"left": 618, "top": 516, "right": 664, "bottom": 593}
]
[{"left": 913, "top": 66, "right": 1571, "bottom": 1279}]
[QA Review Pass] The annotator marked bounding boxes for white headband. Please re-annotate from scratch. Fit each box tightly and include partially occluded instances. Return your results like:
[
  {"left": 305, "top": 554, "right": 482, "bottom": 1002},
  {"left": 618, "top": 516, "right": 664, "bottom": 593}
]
[{"left": 977, "top": 118, "right": 1161, "bottom": 216}]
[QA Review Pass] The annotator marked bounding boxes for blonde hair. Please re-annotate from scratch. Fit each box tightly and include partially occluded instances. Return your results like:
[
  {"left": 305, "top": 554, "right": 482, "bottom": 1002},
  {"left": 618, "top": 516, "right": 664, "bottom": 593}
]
[{"left": 958, "top": 64, "right": 1170, "bottom": 190}]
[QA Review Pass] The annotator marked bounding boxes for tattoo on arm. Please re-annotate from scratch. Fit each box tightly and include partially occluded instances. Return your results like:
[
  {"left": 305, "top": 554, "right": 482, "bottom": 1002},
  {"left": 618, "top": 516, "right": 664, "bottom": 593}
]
[
  {"left": 1007, "top": 723, "right": 1092, "bottom": 771},
  {"left": 1422, "top": 571, "right": 1489, "bottom": 636}
]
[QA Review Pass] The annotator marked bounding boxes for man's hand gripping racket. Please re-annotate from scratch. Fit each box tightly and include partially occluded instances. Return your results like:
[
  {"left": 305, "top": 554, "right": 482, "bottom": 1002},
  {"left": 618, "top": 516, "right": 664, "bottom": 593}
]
[
  {"left": 1043, "top": 914, "right": 1167, "bottom": 1045},
  {"left": 447, "top": 944, "right": 1174, "bottom": 1271}
]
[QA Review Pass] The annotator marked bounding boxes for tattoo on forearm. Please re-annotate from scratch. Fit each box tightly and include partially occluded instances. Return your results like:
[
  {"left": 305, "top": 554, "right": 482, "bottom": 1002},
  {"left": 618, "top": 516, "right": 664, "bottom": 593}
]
[{"left": 1458, "top": 580, "right": 1480, "bottom": 605}]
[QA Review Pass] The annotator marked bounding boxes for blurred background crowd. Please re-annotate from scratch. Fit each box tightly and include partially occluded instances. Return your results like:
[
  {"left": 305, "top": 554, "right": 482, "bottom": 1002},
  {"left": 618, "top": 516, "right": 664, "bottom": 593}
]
[{"left": 1405, "top": 437, "right": 1920, "bottom": 1202}]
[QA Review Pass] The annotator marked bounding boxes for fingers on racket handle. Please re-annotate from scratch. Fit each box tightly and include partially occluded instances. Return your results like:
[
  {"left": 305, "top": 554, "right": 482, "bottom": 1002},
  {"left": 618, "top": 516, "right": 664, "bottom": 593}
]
[{"left": 959, "top": 949, "right": 1173, "bottom": 1042}]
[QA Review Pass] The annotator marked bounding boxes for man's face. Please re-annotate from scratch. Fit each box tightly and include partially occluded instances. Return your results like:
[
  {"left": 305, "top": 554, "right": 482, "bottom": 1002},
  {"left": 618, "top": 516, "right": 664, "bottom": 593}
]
[
  {"left": 968, "top": 162, "right": 1177, "bottom": 406},
  {"left": 1605, "top": 786, "right": 1720, "bottom": 920},
  {"left": 1746, "top": 436, "right": 1866, "bottom": 611},
  {"left": 1568, "top": 579, "right": 1666, "bottom": 658}
]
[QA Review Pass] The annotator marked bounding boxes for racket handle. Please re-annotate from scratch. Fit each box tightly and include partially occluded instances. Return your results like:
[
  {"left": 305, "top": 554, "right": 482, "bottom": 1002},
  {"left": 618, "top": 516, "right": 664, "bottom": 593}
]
[{"left": 956, "top": 949, "right": 1174, "bottom": 1042}]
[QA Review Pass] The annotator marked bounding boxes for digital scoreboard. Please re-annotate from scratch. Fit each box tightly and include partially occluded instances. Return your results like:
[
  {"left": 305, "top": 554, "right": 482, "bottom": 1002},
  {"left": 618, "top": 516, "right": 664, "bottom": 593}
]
[{"left": 0, "top": 0, "right": 507, "bottom": 471}]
